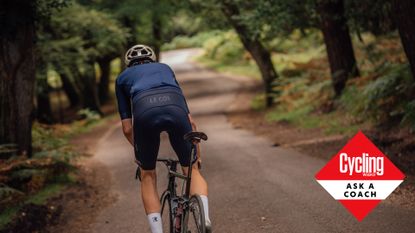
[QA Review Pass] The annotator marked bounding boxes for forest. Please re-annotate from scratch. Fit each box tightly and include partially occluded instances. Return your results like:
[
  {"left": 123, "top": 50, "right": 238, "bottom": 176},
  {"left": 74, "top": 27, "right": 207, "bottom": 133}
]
[{"left": 1, "top": 0, "right": 415, "bottom": 231}]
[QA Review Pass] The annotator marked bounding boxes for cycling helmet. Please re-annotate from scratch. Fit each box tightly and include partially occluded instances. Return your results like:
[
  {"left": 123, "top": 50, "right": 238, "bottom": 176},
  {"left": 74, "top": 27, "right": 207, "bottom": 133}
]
[{"left": 124, "top": 44, "right": 156, "bottom": 66}]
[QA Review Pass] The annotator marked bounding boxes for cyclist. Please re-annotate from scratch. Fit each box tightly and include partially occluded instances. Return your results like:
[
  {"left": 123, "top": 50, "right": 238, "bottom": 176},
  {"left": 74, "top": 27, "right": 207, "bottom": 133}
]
[{"left": 115, "top": 45, "right": 211, "bottom": 233}]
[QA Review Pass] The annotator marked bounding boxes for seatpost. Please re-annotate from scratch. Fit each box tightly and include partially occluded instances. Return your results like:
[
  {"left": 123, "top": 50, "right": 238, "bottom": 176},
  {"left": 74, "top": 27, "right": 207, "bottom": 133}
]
[
  {"left": 184, "top": 144, "right": 196, "bottom": 198},
  {"left": 169, "top": 160, "right": 178, "bottom": 196}
]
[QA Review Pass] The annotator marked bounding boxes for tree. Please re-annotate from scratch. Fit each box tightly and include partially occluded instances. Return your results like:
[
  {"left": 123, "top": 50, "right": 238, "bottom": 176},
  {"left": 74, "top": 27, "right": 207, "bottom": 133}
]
[
  {"left": 39, "top": 3, "right": 128, "bottom": 112},
  {"left": 345, "top": 0, "right": 395, "bottom": 37},
  {"left": 317, "top": 0, "right": 359, "bottom": 97},
  {"left": 392, "top": 0, "right": 415, "bottom": 79},
  {"left": 94, "top": 0, "right": 177, "bottom": 58},
  {"left": 0, "top": 0, "right": 37, "bottom": 157},
  {"left": 0, "top": 0, "right": 67, "bottom": 156},
  {"left": 35, "top": 60, "right": 54, "bottom": 124},
  {"left": 250, "top": 0, "right": 360, "bottom": 97},
  {"left": 219, "top": 0, "right": 279, "bottom": 107},
  {"left": 97, "top": 56, "right": 113, "bottom": 103},
  {"left": 52, "top": 62, "right": 82, "bottom": 108}
]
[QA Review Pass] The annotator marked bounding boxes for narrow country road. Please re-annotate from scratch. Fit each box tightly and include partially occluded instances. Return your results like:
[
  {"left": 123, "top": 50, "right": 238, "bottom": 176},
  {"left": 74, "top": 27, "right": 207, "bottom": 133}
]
[{"left": 91, "top": 49, "right": 415, "bottom": 233}]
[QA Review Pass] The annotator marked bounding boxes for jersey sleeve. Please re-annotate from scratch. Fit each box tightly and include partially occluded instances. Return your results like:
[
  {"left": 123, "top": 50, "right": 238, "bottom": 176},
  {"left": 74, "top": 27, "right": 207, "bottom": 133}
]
[{"left": 115, "top": 79, "right": 132, "bottom": 119}]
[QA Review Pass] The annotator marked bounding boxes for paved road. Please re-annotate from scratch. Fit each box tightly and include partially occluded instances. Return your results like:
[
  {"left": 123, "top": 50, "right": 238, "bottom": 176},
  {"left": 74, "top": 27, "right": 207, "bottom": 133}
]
[{"left": 91, "top": 49, "right": 415, "bottom": 233}]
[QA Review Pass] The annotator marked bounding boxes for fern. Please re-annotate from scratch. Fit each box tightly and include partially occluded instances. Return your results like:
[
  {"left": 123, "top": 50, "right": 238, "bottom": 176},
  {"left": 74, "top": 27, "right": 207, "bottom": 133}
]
[{"left": 363, "top": 63, "right": 415, "bottom": 126}]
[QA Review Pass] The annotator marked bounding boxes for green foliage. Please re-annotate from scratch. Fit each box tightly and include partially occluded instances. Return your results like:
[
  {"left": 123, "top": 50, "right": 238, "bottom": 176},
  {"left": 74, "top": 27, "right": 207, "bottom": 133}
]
[
  {"left": 0, "top": 184, "right": 64, "bottom": 229},
  {"left": 32, "top": 124, "right": 67, "bottom": 152},
  {"left": 266, "top": 68, "right": 332, "bottom": 129},
  {"left": 267, "top": 105, "right": 321, "bottom": 129},
  {"left": 198, "top": 55, "right": 261, "bottom": 79},
  {"left": 0, "top": 185, "right": 24, "bottom": 205},
  {"left": 78, "top": 109, "right": 101, "bottom": 125},
  {"left": 0, "top": 116, "right": 100, "bottom": 228},
  {"left": 10, "top": 169, "right": 46, "bottom": 182},
  {"left": 402, "top": 100, "right": 415, "bottom": 129},
  {"left": 181, "top": 0, "right": 229, "bottom": 31},
  {"left": 345, "top": 0, "right": 395, "bottom": 35},
  {"left": 38, "top": 2, "right": 128, "bottom": 65},
  {"left": 0, "top": 206, "right": 19, "bottom": 229},
  {"left": 202, "top": 31, "right": 246, "bottom": 64},
  {"left": 363, "top": 63, "right": 414, "bottom": 126},
  {"left": 90, "top": 0, "right": 184, "bottom": 48},
  {"left": 251, "top": 94, "right": 266, "bottom": 111},
  {"left": 266, "top": 29, "right": 324, "bottom": 53},
  {"left": 164, "top": 11, "right": 206, "bottom": 39},
  {"left": 25, "top": 184, "right": 64, "bottom": 205},
  {"left": 339, "top": 85, "right": 367, "bottom": 116},
  {"left": 162, "top": 31, "right": 222, "bottom": 50},
  {"left": 241, "top": 0, "right": 317, "bottom": 40},
  {"left": 35, "top": 0, "right": 69, "bottom": 20}
]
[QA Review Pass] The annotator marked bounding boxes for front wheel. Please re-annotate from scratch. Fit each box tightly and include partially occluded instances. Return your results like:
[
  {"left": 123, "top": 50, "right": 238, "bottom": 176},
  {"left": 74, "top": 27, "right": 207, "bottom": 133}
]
[
  {"left": 160, "top": 190, "right": 173, "bottom": 233},
  {"left": 185, "top": 195, "right": 206, "bottom": 233}
]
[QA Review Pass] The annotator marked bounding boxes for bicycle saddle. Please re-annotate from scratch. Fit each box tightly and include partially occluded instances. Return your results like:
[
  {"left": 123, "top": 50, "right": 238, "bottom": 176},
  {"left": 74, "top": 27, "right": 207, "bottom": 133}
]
[{"left": 184, "top": 131, "right": 208, "bottom": 142}]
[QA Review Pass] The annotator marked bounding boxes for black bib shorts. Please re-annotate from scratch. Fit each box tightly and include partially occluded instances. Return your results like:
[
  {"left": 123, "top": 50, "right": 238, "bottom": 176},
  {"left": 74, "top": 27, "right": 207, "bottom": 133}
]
[{"left": 132, "top": 87, "right": 195, "bottom": 170}]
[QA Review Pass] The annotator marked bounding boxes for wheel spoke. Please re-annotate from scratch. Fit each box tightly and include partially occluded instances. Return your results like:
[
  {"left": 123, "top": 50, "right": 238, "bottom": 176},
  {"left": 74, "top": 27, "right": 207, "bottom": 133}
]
[
  {"left": 186, "top": 195, "right": 205, "bottom": 233},
  {"left": 160, "top": 191, "right": 173, "bottom": 233}
]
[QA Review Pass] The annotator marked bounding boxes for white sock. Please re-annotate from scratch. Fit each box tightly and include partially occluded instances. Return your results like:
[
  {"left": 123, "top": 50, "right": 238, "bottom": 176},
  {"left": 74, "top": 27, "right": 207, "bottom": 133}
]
[
  {"left": 147, "top": 213, "right": 163, "bottom": 233},
  {"left": 200, "top": 195, "right": 210, "bottom": 223}
]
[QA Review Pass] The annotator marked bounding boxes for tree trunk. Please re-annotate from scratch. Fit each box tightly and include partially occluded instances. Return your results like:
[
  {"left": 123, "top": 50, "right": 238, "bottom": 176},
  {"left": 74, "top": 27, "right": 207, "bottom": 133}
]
[
  {"left": 317, "top": 0, "right": 359, "bottom": 97},
  {"left": 53, "top": 62, "right": 81, "bottom": 108},
  {"left": 60, "top": 71, "right": 81, "bottom": 108},
  {"left": 393, "top": 0, "right": 415, "bottom": 79},
  {"left": 220, "top": 1, "right": 279, "bottom": 107},
  {"left": 98, "top": 57, "right": 112, "bottom": 104},
  {"left": 0, "top": 0, "right": 36, "bottom": 157},
  {"left": 35, "top": 68, "right": 54, "bottom": 124},
  {"left": 81, "top": 61, "right": 102, "bottom": 114},
  {"left": 152, "top": 12, "right": 162, "bottom": 61},
  {"left": 119, "top": 53, "right": 125, "bottom": 71}
]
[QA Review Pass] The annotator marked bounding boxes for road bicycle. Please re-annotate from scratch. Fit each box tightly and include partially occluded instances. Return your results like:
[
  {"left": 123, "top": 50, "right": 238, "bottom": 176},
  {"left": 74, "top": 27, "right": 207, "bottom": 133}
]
[{"left": 136, "top": 131, "right": 210, "bottom": 233}]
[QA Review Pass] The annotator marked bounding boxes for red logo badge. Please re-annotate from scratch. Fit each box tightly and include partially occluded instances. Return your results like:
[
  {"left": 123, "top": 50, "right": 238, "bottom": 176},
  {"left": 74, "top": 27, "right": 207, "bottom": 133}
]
[{"left": 315, "top": 131, "right": 405, "bottom": 221}]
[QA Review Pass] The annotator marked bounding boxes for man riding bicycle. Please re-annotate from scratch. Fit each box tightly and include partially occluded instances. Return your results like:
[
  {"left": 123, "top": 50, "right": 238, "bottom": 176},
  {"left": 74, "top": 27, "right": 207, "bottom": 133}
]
[{"left": 115, "top": 45, "right": 211, "bottom": 233}]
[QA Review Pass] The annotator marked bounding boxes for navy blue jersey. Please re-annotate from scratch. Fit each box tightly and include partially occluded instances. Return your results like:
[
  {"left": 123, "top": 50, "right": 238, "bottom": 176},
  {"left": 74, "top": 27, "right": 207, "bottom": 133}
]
[{"left": 115, "top": 62, "right": 185, "bottom": 119}]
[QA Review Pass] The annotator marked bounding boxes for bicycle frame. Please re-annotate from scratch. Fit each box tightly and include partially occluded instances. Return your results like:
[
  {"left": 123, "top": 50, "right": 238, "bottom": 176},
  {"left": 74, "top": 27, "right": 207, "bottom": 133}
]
[
  {"left": 136, "top": 131, "right": 208, "bottom": 232},
  {"left": 158, "top": 143, "right": 196, "bottom": 198},
  {"left": 157, "top": 143, "right": 197, "bottom": 233}
]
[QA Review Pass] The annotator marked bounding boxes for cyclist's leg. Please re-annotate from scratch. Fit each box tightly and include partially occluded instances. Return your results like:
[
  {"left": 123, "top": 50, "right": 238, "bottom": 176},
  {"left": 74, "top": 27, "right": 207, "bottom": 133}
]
[
  {"left": 134, "top": 115, "right": 163, "bottom": 233},
  {"left": 166, "top": 108, "right": 208, "bottom": 196},
  {"left": 180, "top": 151, "right": 211, "bottom": 230},
  {"left": 134, "top": 126, "right": 161, "bottom": 213},
  {"left": 141, "top": 170, "right": 163, "bottom": 233},
  {"left": 166, "top": 107, "right": 211, "bottom": 228},
  {"left": 181, "top": 164, "right": 208, "bottom": 195},
  {"left": 140, "top": 169, "right": 160, "bottom": 213}
]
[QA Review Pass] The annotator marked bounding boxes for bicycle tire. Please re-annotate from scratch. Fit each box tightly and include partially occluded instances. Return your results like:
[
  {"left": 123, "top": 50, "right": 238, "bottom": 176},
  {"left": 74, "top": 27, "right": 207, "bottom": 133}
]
[
  {"left": 185, "top": 194, "right": 206, "bottom": 233},
  {"left": 160, "top": 190, "right": 173, "bottom": 233}
]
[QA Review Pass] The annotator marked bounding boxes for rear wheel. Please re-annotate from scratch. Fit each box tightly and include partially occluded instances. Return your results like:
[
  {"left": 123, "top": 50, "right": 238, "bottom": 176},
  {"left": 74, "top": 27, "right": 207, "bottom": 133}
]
[
  {"left": 160, "top": 190, "right": 173, "bottom": 233},
  {"left": 185, "top": 195, "right": 206, "bottom": 233}
]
